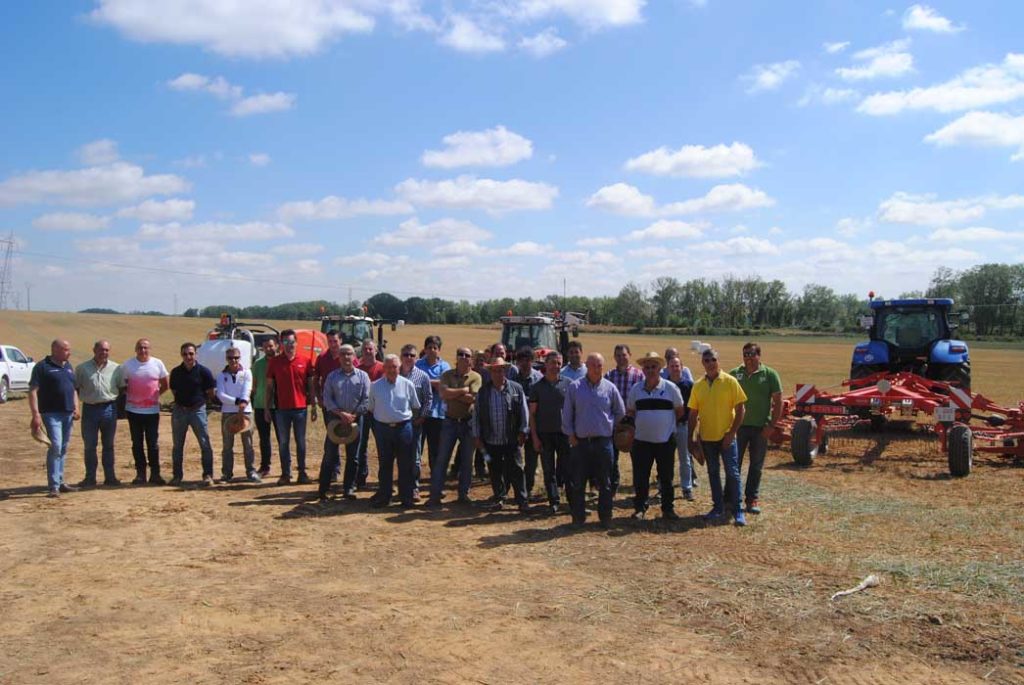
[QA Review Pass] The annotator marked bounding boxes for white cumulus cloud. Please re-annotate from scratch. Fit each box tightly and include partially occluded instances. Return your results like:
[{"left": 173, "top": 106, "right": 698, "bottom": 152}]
[
  {"left": 902, "top": 4, "right": 963, "bottom": 33},
  {"left": 836, "top": 39, "right": 914, "bottom": 81},
  {"left": 509, "top": 0, "right": 645, "bottom": 29},
  {"left": 823, "top": 41, "right": 850, "bottom": 54},
  {"left": 373, "top": 217, "right": 492, "bottom": 246},
  {"left": 440, "top": 14, "right": 505, "bottom": 53},
  {"left": 924, "top": 111, "right": 1024, "bottom": 161},
  {"left": 744, "top": 60, "right": 800, "bottom": 93},
  {"left": 76, "top": 139, "right": 119, "bottom": 166},
  {"left": 626, "top": 220, "right": 704, "bottom": 241},
  {"left": 624, "top": 142, "right": 759, "bottom": 178},
  {"left": 422, "top": 126, "right": 533, "bottom": 168},
  {"left": 32, "top": 212, "right": 110, "bottom": 231},
  {"left": 137, "top": 221, "right": 294, "bottom": 241},
  {"left": 587, "top": 182, "right": 774, "bottom": 217},
  {"left": 518, "top": 28, "right": 568, "bottom": 57},
  {"left": 277, "top": 195, "right": 413, "bottom": 222},
  {"left": 116, "top": 198, "right": 195, "bottom": 222},
  {"left": 230, "top": 92, "right": 296, "bottom": 117},
  {"left": 878, "top": 191, "right": 1024, "bottom": 226},
  {"left": 930, "top": 227, "right": 1024, "bottom": 242},
  {"left": 167, "top": 72, "right": 296, "bottom": 116},
  {"left": 395, "top": 176, "right": 558, "bottom": 212},
  {"left": 0, "top": 161, "right": 189, "bottom": 207},
  {"left": 249, "top": 153, "right": 271, "bottom": 167}
]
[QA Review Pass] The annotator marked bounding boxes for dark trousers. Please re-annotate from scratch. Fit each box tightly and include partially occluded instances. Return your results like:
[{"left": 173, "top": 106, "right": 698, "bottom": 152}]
[
  {"left": 319, "top": 419, "right": 362, "bottom": 497},
  {"left": 611, "top": 449, "right": 623, "bottom": 493},
  {"left": 81, "top": 402, "right": 117, "bottom": 482},
  {"left": 631, "top": 438, "right": 676, "bottom": 514},
  {"left": 570, "top": 437, "right": 614, "bottom": 524},
  {"left": 340, "top": 416, "right": 366, "bottom": 493},
  {"left": 537, "top": 432, "right": 570, "bottom": 505},
  {"left": 254, "top": 407, "right": 277, "bottom": 472},
  {"left": 737, "top": 425, "right": 768, "bottom": 503},
  {"left": 523, "top": 441, "right": 539, "bottom": 495},
  {"left": 486, "top": 442, "right": 527, "bottom": 505},
  {"left": 127, "top": 411, "right": 161, "bottom": 479},
  {"left": 421, "top": 417, "right": 443, "bottom": 476},
  {"left": 356, "top": 415, "right": 372, "bottom": 487},
  {"left": 373, "top": 420, "right": 415, "bottom": 505}
]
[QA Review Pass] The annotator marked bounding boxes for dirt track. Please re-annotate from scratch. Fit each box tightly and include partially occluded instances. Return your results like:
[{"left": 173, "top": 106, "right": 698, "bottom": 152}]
[{"left": 1, "top": 316, "right": 1023, "bottom": 683}]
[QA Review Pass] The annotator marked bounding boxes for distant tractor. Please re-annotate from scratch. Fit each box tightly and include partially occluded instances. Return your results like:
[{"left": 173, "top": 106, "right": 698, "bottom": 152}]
[
  {"left": 499, "top": 311, "right": 586, "bottom": 366},
  {"left": 850, "top": 295, "right": 970, "bottom": 390},
  {"left": 319, "top": 313, "right": 401, "bottom": 361}
]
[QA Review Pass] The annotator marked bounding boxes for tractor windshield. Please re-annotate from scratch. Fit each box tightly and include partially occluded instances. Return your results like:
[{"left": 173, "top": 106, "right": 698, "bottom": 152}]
[
  {"left": 503, "top": 323, "right": 559, "bottom": 352},
  {"left": 339, "top": 320, "right": 373, "bottom": 345},
  {"left": 877, "top": 308, "right": 944, "bottom": 348}
]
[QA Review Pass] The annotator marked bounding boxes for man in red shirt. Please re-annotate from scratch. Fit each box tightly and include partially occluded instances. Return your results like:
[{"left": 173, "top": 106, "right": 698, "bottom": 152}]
[
  {"left": 353, "top": 339, "right": 383, "bottom": 488},
  {"left": 265, "top": 329, "right": 317, "bottom": 485},
  {"left": 316, "top": 330, "right": 344, "bottom": 483}
]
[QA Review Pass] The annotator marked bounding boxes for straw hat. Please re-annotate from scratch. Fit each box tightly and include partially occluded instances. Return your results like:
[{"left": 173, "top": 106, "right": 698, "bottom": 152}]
[
  {"left": 637, "top": 351, "right": 666, "bottom": 369},
  {"left": 225, "top": 412, "right": 252, "bottom": 434},
  {"left": 613, "top": 417, "right": 635, "bottom": 452},
  {"left": 31, "top": 421, "right": 51, "bottom": 446},
  {"left": 487, "top": 358, "right": 512, "bottom": 370},
  {"left": 326, "top": 418, "right": 360, "bottom": 445}
]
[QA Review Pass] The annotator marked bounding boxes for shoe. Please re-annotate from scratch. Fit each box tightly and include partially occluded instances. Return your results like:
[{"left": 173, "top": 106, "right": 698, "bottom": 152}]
[
  {"left": 247, "top": 472, "right": 262, "bottom": 483},
  {"left": 631, "top": 509, "right": 647, "bottom": 521},
  {"left": 103, "top": 478, "right": 122, "bottom": 487},
  {"left": 131, "top": 476, "right": 147, "bottom": 486},
  {"left": 734, "top": 511, "right": 747, "bottom": 527},
  {"left": 149, "top": 475, "right": 166, "bottom": 486},
  {"left": 201, "top": 475, "right": 215, "bottom": 487},
  {"left": 78, "top": 478, "right": 97, "bottom": 489},
  {"left": 662, "top": 510, "right": 681, "bottom": 521},
  {"left": 369, "top": 497, "right": 389, "bottom": 508},
  {"left": 48, "top": 488, "right": 60, "bottom": 498},
  {"left": 518, "top": 502, "right": 530, "bottom": 514},
  {"left": 59, "top": 483, "right": 78, "bottom": 493},
  {"left": 330, "top": 473, "right": 338, "bottom": 483},
  {"left": 257, "top": 467, "right": 271, "bottom": 478},
  {"left": 412, "top": 490, "right": 421, "bottom": 503},
  {"left": 491, "top": 500, "right": 505, "bottom": 511},
  {"left": 425, "top": 498, "right": 442, "bottom": 509},
  {"left": 570, "top": 519, "right": 586, "bottom": 529},
  {"left": 296, "top": 471, "right": 312, "bottom": 485},
  {"left": 343, "top": 489, "right": 357, "bottom": 500},
  {"left": 702, "top": 508, "right": 723, "bottom": 522},
  {"left": 598, "top": 518, "right": 612, "bottom": 530},
  {"left": 220, "top": 474, "right": 233, "bottom": 484},
  {"left": 277, "top": 475, "right": 292, "bottom": 486},
  {"left": 169, "top": 477, "right": 183, "bottom": 487},
  {"left": 447, "top": 468, "right": 458, "bottom": 481},
  {"left": 683, "top": 489, "right": 695, "bottom": 501},
  {"left": 549, "top": 503, "right": 559, "bottom": 515},
  {"left": 746, "top": 498, "right": 761, "bottom": 515},
  {"left": 692, "top": 475, "right": 699, "bottom": 488},
  {"left": 457, "top": 495, "right": 473, "bottom": 506}
]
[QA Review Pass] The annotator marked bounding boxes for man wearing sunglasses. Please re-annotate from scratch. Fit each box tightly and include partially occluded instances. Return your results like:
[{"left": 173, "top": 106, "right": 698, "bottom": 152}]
[
  {"left": 687, "top": 347, "right": 748, "bottom": 527},
  {"left": 729, "top": 342, "right": 782, "bottom": 515},
  {"left": 428, "top": 347, "right": 482, "bottom": 507},
  {"left": 216, "top": 346, "right": 257, "bottom": 483},
  {"left": 169, "top": 342, "right": 217, "bottom": 486}
]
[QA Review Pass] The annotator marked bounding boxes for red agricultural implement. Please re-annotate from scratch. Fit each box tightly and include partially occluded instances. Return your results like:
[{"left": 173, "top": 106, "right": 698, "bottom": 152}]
[{"left": 772, "top": 370, "right": 1024, "bottom": 477}]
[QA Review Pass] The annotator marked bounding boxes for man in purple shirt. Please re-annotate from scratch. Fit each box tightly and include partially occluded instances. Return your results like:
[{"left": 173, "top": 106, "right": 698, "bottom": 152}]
[{"left": 561, "top": 353, "right": 625, "bottom": 529}]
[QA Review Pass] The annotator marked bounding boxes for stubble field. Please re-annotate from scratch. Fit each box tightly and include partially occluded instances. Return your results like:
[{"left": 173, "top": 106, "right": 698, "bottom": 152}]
[{"left": 0, "top": 312, "right": 1022, "bottom": 684}]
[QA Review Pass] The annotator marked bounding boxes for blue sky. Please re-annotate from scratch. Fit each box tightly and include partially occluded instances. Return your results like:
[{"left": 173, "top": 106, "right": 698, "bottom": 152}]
[{"left": 2, "top": 1, "right": 1023, "bottom": 312}]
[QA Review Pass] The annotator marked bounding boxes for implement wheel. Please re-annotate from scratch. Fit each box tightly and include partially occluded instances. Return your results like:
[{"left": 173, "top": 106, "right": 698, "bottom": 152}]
[
  {"left": 947, "top": 424, "right": 972, "bottom": 478},
  {"left": 791, "top": 417, "right": 820, "bottom": 467},
  {"left": 933, "top": 362, "right": 971, "bottom": 393}
]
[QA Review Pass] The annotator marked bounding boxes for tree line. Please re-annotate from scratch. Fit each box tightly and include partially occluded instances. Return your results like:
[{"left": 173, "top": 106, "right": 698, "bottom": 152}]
[{"left": 175, "top": 263, "right": 1024, "bottom": 338}]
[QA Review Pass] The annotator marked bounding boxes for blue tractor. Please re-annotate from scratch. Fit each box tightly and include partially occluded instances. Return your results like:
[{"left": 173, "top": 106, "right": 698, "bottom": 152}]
[{"left": 850, "top": 297, "right": 970, "bottom": 390}]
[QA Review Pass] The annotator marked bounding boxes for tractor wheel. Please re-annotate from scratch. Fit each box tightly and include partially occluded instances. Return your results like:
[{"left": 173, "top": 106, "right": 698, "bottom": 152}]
[
  {"left": 819, "top": 431, "right": 830, "bottom": 455},
  {"left": 0, "top": 376, "right": 8, "bottom": 404},
  {"left": 933, "top": 362, "right": 971, "bottom": 392},
  {"left": 850, "top": 364, "right": 885, "bottom": 389},
  {"left": 791, "top": 417, "right": 820, "bottom": 467},
  {"left": 947, "top": 424, "right": 973, "bottom": 478}
]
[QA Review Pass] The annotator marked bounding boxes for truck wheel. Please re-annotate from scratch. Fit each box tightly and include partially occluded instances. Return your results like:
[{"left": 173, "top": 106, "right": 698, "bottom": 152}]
[
  {"left": 0, "top": 376, "right": 8, "bottom": 403},
  {"left": 947, "top": 424, "right": 972, "bottom": 478},
  {"left": 850, "top": 364, "right": 885, "bottom": 389},
  {"left": 934, "top": 362, "right": 971, "bottom": 392},
  {"left": 791, "top": 417, "right": 819, "bottom": 467}
]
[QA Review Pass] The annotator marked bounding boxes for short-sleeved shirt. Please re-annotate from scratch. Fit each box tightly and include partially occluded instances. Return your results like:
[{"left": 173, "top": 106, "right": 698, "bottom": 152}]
[
  {"left": 315, "top": 351, "right": 342, "bottom": 393},
  {"left": 688, "top": 373, "right": 748, "bottom": 442},
  {"left": 729, "top": 364, "right": 783, "bottom": 427},
  {"left": 30, "top": 356, "right": 76, "bottom": 413},
  {"left": 357, "top": 358, "right": 385, "bottom": 382},
  {"left": 74, "top": 358, "right": 119, "bottom": 404},
  {"left": 529, "top": 375, "right": 570, "bottom": 434},
  {"left": 561, "top": 376, "right": 625, "bottom": 439},
  {"left": 439, "top": 369, "right": 482, "bottom": 420},
  {"left": 415, "top": 357, "right": 451, "bottom": 419},
  {"left": 606, "top": 366, "right": 643, "bottom": 401},
  {"left": 627, "top": 378, "right": 683, "bottom": 443},
  {"left": 118, "top": 357, "right": 169, "bottom": 415},
  {"left": 560, "top": 364, "right": 586, "bottom": 382},
  {"left": 251, "top": 355, "right": 270, "bottom": 409},
  {"left": 368, "top": 376, "right": 420, "bottom": 423},
  {"left": 170, "top": 362, "right": 216, "bottom": 408},
  {"left": 266, "top": 354, "right": 313, "bottom": 410}
]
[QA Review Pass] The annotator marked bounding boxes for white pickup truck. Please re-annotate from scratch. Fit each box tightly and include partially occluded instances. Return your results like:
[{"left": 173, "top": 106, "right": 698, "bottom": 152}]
[{"left": 0, "top": 344, "right": 35, "bottom": 403}]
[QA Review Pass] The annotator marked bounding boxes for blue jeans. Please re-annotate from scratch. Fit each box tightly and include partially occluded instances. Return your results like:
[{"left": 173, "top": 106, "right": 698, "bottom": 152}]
[
  {"left": 42, "top": 412, "right": 73, "bottom": 490},
  {"left": 373, "top": 420, "right": 415, "bottom": 505},
  {"left": 737, "top": 425, "right": 768, "bottom": 503},
  {"left": 171, "top": 405, "right": 214, "bottom": 480},
  {"left": 320, "top": 416, "right": 363, "bottom": 497},
  {"left": 411, "top": 422, "right": 423, "bottom": 490},
  {"left": 537, "top": 432, "right": 570, "bottom": 505},
  {"left": 274, "top": 408, "right": 308, "bottom": 478},
  {"left": 431, "top": 417, "right": 475, "bottom": 500},
  {"left": 675, "top": 423, "right": 694, "bottom": 491},
  {"left": 81, "top": 402, "right": 117, "bottom": 482},
  {"left": 701, "top": 438, "right": 741, "bottom": 513},
  {"left": 569, "top": 437, "right": 614, "bottom": 523}
]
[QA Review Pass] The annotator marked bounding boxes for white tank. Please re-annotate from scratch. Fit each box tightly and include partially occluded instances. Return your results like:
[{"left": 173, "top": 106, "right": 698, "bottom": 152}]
[{"left": 197, "top": 339, "right": 253, "bottom": 374}]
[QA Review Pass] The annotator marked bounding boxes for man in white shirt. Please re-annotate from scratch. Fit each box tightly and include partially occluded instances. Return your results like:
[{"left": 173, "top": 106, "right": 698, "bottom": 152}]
[
  {"left": 216, "top": 346, "right": 258, "bottom": 483},
  {"left": 115, "top": 338, "right": 169, "bottom": 485},
  {"left": 367, "top": 355, "right": 421, "bottom": 509}
]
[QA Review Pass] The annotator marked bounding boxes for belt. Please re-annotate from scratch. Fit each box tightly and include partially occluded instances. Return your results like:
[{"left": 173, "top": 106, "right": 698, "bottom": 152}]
[
  {"left": 85, "top": 400, "right": 116, "bottom": 406},
  {"left": 446, "top": 415, "right": 472, "bottom": 423},
  {"left": 576, "top": 435, "right": 611, "bottom": 442},
  {"left": 377, "top": 419, "right": 410, "bottom": 427}
]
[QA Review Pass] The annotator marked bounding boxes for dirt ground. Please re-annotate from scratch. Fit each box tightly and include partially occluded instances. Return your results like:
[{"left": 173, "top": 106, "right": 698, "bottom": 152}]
[{"left": 1, "top": 314, "right": 1023, "bottom": 684}]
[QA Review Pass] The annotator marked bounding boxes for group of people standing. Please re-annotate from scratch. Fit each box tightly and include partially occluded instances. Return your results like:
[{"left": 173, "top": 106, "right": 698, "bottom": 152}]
[{"left": 26, "top": 332, "right": 782, "bottom": 529}]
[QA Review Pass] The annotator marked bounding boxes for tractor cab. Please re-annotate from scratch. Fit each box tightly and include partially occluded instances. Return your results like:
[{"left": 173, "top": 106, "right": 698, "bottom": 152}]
[
  {"left": 319, "top": 313, "right": 401, "bottom": 361},
  {"left": 499, "top": 310, "right": 586, "bottom": 367},
  {"left": 850, "top": 296, "right": 970, "bottom": 389}
]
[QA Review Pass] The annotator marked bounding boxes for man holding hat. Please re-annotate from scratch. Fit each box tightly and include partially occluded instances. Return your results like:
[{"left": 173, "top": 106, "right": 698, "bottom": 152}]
[
  {"left": 318, "top": 344, "right": 370, "bottom": 501},
  {"left": 473, "top": 357, "right": 530, "bottom": 513},
  {"left": 626, "top": 352, "right": 685, "bottom": 521},
  {"left": 368, "top": 354, "right": 421, "bottom": 508},
  {"left": 216, "top": 345, "right": 258, "bottom": 483},
  {"left": 29, "top": 339, "right": 79, "bottom": 497}
]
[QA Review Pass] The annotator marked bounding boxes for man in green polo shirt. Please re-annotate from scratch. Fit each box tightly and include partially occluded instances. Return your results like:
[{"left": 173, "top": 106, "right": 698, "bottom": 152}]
[
  {"left": 74, "top": 340, "right": 120, "bottom": 487},
  {"left": 251, "top": 337, "right": 279, "bottom": 478},
  {"left": 729, "top": 342, "right": 782, "bottom": 515}
]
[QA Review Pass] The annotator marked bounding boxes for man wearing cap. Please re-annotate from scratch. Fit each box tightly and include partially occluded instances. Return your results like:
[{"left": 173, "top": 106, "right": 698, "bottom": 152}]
[
  {"left": 265, "top": 329, "right": 317, "bottom": 486},
  {"left": 318, "top": 344, "right": 370, "bottom": 501},
  {"left": 251, "top": 337, "right": 278, "bottom": 478},
  {"left": 117, "top": 338, "right": 169, "bottom": 485},
  {"left": 605, "top": 344, "right": 643, "bottom": 494},
  {"left": 400, "top": 343, "right": 434, "bottom": 500},
  {"left": 473, "top": 357, "right": 530, "bottom": 513},
  {"left": 367, "top": 354, "right": 421, "bottom": 508},
  {"left": 626, "top": 352, "right": 685, "bottom": 521},
  {"left": 29, "top": 339, "right": 79, "bottom": 498},
  {"left": 353, "top": 340, "right": 384, "bottom": 489},
  {"left": 688, "top": 347, "right": 748, "bottom": 527},
  {"left": 216, "top": 345, "right": 258, "bottom": 483},
  {"left": 427, "top": 346, "right": 482, "bottom": 507},
  {"left": 560, "top": 340, "right": 585, "bottom": 382},
  {"left": 562, "top": 353, "right": 625, "bottom": 528},
  {"left": 529, "top": 351, "right": 571, "bottom": 514},
  {"left": 169, "top": 342, "right": 217, "bottom": 487},
  {"left": 74, "top": 339, "right": 119, "bottom": 487},
  {"left": 315, "top": 330, "right": 345, "bottom": 483},
  {"left": 729, "top": 342, "right": 783, "bottom": 515},
  {"left": 512, "top": 346, "right": 543, "bottom": 496}
]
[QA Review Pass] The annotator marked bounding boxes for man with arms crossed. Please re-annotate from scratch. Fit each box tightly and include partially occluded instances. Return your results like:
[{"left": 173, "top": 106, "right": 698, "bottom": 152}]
[{"left": 427, "top": 346, "right": 481, "bottom": 507}]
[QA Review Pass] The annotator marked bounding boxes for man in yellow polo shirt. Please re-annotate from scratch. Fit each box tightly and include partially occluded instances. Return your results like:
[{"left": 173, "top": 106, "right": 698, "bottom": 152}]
[{"left": 687, "top": 347, "right": 748, "bottom": 526}]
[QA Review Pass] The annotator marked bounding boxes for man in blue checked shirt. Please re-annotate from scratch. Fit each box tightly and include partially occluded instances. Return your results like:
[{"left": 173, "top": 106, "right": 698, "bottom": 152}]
[{"left": 317, "top": 344, "right": 370, "bottom": 501}]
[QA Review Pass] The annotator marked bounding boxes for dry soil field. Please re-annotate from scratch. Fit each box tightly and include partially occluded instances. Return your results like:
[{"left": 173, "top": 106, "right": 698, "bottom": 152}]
[{"left": 1, "top": 312, "right": 1022, "bottom": 684}]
